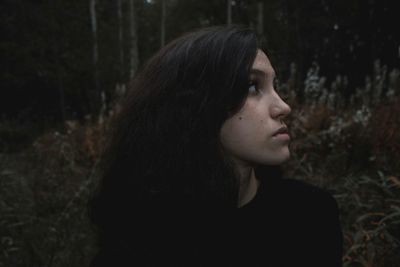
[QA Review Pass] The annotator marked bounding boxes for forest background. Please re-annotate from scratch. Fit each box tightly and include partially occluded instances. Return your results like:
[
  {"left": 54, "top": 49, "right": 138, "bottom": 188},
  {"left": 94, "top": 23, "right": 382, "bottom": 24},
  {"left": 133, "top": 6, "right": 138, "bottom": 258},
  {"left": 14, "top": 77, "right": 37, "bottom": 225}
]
[{"left": 1, "top": 0, "right": 399, "bottom": 266}]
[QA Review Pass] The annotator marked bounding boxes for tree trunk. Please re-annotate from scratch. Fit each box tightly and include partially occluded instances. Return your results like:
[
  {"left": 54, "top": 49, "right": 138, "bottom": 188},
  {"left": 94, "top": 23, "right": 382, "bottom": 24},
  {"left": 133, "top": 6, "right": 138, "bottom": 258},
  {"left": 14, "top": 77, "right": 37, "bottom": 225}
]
[
  {"left": 129, "top": 0, "right": 139, "bottom": 80},
  {"left": 117, "top": 0, "right": 125, "bottom": 81},
  {"left": 50, "top": 0, "right": 66, "bottom": 122},
  {"left": 89, "top": 0, "right": 101, "bottom": 117},
  {"left": 227, "top": 0, "right": 232, "bottom": 25},
  {"left": 160, "top": 0, "right": 166, "bottom": 47},
  {"left": 57, "top": 70, "right": 66, "bottom": 122}
]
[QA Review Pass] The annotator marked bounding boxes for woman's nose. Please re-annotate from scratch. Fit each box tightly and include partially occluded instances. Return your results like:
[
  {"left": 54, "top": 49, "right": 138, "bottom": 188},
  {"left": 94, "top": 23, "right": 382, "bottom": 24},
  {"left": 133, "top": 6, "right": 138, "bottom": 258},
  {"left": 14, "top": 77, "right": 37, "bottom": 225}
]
[{"left": 271, "top": 95, "right": 291, "bottom": 119}]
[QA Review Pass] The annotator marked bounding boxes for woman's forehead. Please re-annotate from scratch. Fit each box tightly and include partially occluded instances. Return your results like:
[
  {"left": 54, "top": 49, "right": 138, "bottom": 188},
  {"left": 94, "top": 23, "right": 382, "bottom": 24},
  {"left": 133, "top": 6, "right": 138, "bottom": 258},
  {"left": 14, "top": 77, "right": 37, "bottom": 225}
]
[{"left": 251, "top": 50, "right": 275, "bottom": 77}]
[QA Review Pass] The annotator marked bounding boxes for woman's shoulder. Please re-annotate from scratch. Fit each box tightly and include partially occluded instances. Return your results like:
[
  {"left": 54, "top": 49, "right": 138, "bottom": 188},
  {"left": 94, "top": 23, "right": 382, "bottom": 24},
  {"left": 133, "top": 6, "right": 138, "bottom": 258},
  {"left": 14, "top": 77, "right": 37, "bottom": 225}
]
[
  {"left": 245, "top": 177, "right": 343, "bottom": 266},
  {"left": 277, "top": 177, "right": 337, "bottom": 201},
  {"left": 255, "top": 166, "right": 337, "bottom": 205},
  {"left": 260, "top": 176, "right": 340, "bottom": 214}
]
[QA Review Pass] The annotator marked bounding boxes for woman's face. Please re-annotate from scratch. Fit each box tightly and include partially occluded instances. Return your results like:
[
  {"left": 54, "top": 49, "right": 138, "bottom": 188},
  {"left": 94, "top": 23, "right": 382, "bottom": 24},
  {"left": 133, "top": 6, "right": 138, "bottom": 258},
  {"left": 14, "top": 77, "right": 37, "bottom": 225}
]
[{"left": 220, "top": 49, "right": 291, "bottom": 167}]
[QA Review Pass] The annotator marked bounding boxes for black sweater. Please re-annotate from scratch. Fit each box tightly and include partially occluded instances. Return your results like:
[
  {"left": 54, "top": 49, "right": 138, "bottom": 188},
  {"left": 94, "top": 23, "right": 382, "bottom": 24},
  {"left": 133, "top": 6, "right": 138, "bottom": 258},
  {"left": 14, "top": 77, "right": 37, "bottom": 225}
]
[{"left": 91, "top": 176, "right": 343, "bottom": 267}]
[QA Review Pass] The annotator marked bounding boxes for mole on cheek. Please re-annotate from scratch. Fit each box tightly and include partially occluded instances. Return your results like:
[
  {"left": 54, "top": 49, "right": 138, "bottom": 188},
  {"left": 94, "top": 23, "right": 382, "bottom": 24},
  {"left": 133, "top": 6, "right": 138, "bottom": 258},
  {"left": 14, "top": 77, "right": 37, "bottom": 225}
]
[{"left": 239, "top": 117, "right": 242, "bottom": 120}]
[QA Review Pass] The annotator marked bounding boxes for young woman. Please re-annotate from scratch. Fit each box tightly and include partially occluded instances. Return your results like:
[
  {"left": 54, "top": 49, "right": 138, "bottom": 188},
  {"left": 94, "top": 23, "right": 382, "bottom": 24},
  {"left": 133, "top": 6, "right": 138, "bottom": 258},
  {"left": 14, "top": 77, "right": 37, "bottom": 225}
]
[{"left": 89, "top": 25, "right": 343, "bottom": 266}]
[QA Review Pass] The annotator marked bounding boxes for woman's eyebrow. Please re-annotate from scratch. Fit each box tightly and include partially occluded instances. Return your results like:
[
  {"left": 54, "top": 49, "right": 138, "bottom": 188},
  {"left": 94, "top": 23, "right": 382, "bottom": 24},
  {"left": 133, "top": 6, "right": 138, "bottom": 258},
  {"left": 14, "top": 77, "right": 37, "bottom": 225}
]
[{"left": 249, "top": 68, "right": 276, "bottom": 78}]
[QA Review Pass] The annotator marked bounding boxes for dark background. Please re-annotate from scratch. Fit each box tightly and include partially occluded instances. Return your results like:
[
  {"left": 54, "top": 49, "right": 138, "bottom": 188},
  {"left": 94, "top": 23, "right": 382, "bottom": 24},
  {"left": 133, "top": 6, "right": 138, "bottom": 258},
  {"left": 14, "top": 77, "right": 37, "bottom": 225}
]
[
  {"left": 1, "top": 1, "right": 399, "bottom": 266},
  {"left": 1, "top": 0, "right": 398, "bottom": 132}
]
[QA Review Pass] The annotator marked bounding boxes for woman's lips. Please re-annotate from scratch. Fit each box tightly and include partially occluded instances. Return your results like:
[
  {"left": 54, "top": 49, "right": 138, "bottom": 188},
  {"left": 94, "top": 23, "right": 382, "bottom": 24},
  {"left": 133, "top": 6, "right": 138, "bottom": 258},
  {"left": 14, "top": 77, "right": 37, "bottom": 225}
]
[
  {"left": 272, "top": 133, "right": 290, "bottom": 140},
  {"left": 272, "top": 126, "right": 290, "bottom": 140}
]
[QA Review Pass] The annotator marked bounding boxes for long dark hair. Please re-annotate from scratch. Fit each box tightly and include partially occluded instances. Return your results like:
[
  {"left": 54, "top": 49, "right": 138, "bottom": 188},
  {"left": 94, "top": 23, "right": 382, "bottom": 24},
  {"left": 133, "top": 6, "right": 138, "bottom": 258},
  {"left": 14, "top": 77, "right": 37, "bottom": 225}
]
[{"left": 88, "top": 25, "right": 281, "bottom": 263}]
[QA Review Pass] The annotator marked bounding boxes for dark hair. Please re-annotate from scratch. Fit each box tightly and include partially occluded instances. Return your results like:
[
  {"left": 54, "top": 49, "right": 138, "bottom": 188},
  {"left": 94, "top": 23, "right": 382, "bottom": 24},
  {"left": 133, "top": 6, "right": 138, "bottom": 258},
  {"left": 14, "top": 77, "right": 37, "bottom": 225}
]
[{"left": 88, "top": 25, "right": 281, "bottom": 264}]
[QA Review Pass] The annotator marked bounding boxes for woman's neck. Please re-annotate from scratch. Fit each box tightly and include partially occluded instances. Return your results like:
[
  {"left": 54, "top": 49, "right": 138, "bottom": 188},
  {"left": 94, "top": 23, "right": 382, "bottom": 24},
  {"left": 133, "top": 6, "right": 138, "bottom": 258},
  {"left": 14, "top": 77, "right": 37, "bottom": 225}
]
[{"left": 237, "top": 166, "right": 260, "bottom": 208}]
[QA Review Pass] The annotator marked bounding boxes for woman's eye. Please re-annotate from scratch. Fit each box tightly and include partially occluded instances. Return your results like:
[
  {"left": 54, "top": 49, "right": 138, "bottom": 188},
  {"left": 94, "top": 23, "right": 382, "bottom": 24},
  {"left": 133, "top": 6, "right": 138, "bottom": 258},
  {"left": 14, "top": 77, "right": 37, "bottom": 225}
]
[{"left": 248, "top": 81, "right": 258, "bottom": 94}]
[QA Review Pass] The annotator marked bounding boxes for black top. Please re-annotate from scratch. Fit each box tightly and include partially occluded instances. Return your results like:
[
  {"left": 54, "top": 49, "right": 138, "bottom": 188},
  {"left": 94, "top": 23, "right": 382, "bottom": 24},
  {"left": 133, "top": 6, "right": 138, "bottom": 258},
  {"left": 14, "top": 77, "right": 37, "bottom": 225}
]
[
  {"left": 91, "top": 176, "right": 343, "bottom": 267},
  {"left": 235, "top": 176, "right": 343, "bottom": 267}
]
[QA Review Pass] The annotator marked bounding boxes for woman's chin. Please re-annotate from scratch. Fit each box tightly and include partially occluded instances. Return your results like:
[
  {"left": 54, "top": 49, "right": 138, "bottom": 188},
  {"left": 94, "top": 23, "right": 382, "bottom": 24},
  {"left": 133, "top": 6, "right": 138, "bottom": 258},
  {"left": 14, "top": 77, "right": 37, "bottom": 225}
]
[{"left": 265, "top": 148, "right": 291, "bottom": 165}]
